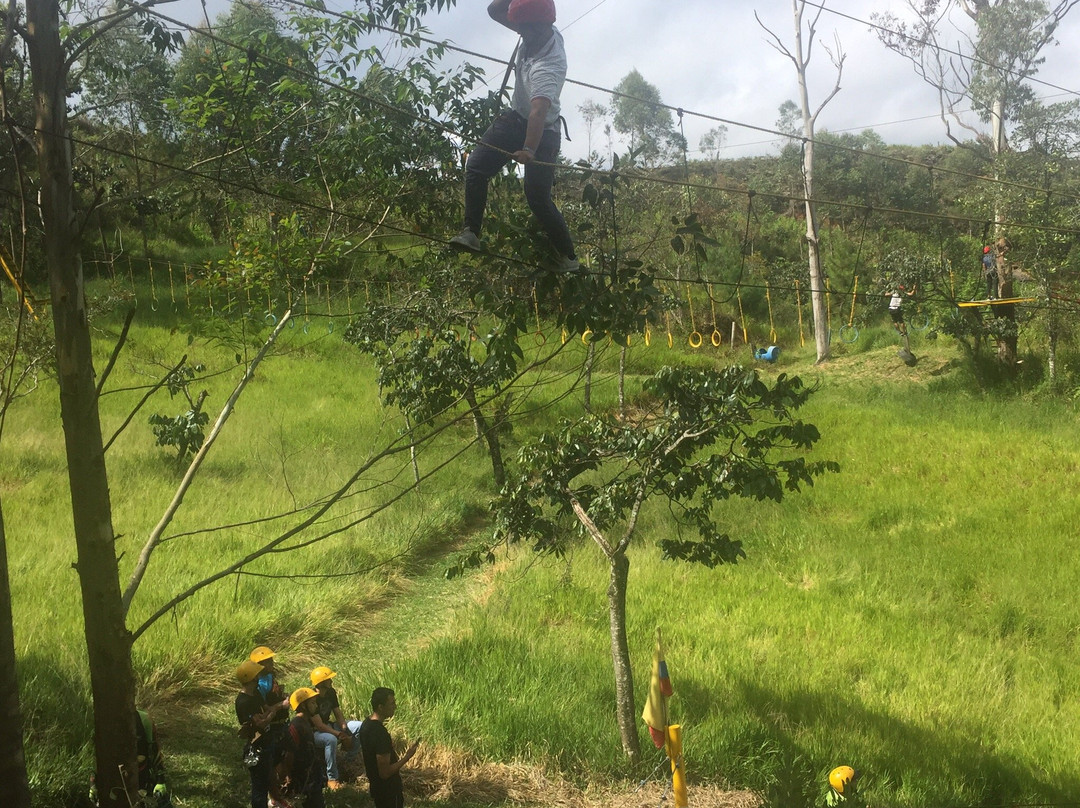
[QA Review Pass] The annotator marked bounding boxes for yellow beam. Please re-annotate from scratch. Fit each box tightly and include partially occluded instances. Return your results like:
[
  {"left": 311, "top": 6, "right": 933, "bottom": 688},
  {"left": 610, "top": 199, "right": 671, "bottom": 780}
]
[
  {"left": 0, "top": 249, "right": 36, "bottom": 318},
  {"left": 957, "top": 297, "right": 1036, "bottom": 308}
]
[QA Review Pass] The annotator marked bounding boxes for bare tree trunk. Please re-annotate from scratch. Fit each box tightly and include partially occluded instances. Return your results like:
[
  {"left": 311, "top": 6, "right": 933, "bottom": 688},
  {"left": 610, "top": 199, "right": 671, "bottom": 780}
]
[
  {"left": 463, "top": 389, "right": 505, "bottom": 489},
  {"left": 607, "top": 551, "right": 640, "bottom": 765},
  {"left": 758, "top": 0, "right": 844, "bottom": 364},
  {"left": 0, "top": 501, "right": 31, "bottom": 808},
  {"left": 990, "top": 98, "right": 1018, "bottom": 367},
  {"left": 25, "top": 2, "right": 139, "bottom": 804}
]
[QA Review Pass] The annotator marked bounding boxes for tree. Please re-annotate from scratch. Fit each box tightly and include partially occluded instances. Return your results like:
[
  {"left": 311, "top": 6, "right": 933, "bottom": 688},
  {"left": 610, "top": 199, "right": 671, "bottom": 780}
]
[
  {"left": 873, "top": 0, "right": 1079, "bottom": 366},
  {"left": 611, "top": 69, "right": 674, "bottom": 166},
  {"left": 578, "top": 99, "right": 608, "bottom": 164},
  {"left": 756, "top": 1, "right": 846, "bottom": 364},
  {"left": 25, "top": 0, "right": 141, "bottom": 801},
  {"left": 698, "top": 124, "right": 728, "bottom": 163},
  {"left": 493, "top": 366, "right": 837, "bottom": 763}
]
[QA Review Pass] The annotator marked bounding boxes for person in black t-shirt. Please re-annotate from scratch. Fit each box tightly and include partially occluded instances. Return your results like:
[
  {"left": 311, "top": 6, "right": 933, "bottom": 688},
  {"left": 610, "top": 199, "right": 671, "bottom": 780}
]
[
  {"left": 358, "top": 687, "right": 421, "bottom": 808},
  {"left": 273, "top": 687, "right": 327, "bottom": 808},
  {"left": 235, "top": 659, "right": 275, "bottom": 808}
]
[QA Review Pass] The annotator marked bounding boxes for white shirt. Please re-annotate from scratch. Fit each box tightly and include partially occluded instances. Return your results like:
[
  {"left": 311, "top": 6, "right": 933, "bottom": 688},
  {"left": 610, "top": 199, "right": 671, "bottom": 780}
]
[
  {"left": 889, "top": 292, "right": 903, "bottom": 310},
  {"left": 511, "top": 28, "right": 566, "bottom": 130}
]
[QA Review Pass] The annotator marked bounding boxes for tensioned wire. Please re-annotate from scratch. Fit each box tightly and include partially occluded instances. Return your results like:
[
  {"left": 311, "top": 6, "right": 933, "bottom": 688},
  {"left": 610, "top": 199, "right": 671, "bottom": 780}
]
[
  {"left": 61, "top": 129, "right": 1080, "bottom": 320},
  {"left": 255, "top": 0, "right": 1080, "bottom": 208},
  {"left": 43, "top": 5, "right": 1079, "bottom": 316},
  {"left": 108, "top": 2, "right": 1080, "bottom": 244}
]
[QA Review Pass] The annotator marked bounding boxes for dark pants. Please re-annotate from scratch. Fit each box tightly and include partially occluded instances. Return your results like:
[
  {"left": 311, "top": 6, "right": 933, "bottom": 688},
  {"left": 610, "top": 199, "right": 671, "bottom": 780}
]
[
  {"left": 464, "top": 110, "right": 575, "bottom": 259},
  {"left": 985, "top": 273, "right": 997, "bottom": 298},
  {"left": 248, "top": 753, "right": 271, "bottom": 808},
  {"left": 370, "top": 786, "right": 405, "bottom": 808}
]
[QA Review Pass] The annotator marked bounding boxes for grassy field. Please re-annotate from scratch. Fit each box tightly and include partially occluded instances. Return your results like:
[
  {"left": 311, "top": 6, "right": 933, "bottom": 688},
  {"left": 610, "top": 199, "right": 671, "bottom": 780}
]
[{"left": 6, "top": 288, "right": 1080, "bottom": 807}]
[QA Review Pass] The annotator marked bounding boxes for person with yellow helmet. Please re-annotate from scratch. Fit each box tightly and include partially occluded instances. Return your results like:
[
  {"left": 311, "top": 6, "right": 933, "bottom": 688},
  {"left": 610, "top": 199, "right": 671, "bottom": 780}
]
[
  {"left": 235, "top": 659, "right": 278, "bottom": 808},
  {"left": 308, "top": 665, "right": 363, "bottom": 790},
  {"left": 271, "top": 688, "right": 326, "bottom": 808}
]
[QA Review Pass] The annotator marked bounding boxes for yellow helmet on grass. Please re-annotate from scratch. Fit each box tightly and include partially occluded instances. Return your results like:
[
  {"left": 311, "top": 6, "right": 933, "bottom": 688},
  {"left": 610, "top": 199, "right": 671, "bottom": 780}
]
[{"left": 829, "top": 766, "right": 857, "bottom": 794}]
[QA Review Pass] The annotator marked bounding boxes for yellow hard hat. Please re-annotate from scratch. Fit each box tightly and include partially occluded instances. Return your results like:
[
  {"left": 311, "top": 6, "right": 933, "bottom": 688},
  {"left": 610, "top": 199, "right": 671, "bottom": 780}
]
[
  {"left": 310, "top": 666, "right": 337, "bottom": 687},
  {"left": 289, "top": 687, "right": 319, "bottom": 712},
  {"left": 235, "top": 659, "right": 263, "bottom": 684},
  {"left": 249, "top": 646, "right": 275, "bottom": 663},
  {"left": 829, "top": 766, "right": 856, "bottom": 794}
]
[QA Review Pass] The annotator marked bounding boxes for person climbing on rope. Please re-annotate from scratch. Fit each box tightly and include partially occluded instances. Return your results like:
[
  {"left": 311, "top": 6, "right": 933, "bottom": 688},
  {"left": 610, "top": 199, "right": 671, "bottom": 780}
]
[
  {"left": 981, "top": 245, "right": 996, "bottom": 299},
  {"left": 449, "top": 0, "right": 579, "bottom": 274}
]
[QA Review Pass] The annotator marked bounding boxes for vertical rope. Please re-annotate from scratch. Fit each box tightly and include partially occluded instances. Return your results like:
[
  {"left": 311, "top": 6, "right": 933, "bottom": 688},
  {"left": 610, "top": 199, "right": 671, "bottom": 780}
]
[
  {"left": 795, "top": 280, "right": 805, "bottom": 347},
  {"left": 737, "top": 287, "right": 747, "bottom": 344},
  {"left": 766, "top": 281, "right": 776, "bottom": 343},
  {"left": 685, "top": 284, "right": 702, "bottom": 348}
]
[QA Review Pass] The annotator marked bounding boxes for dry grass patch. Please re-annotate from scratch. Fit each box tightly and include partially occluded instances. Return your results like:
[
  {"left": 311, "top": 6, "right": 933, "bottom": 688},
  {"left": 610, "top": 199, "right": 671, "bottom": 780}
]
[{"left": 384, "top": 745, "right": 763, "bottom": 808}]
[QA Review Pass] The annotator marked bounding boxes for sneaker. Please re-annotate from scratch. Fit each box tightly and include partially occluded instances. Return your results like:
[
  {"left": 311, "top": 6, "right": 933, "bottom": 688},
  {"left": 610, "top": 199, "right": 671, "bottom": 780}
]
[
  {"left": 550, "top": 255, "right": 580, "bottom": 274},
  {"left": 449, "top": 229, "right": 482, "bottom": 252}
]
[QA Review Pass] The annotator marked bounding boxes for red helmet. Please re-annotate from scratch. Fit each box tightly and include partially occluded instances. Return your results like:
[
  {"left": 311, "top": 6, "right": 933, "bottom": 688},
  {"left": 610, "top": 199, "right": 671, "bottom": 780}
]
[
  {"left": 508, "top": 0, "right": 556, "bottom": 25},
  {"left": 983, "top": 246, "right": 991, "bottom": 253}
]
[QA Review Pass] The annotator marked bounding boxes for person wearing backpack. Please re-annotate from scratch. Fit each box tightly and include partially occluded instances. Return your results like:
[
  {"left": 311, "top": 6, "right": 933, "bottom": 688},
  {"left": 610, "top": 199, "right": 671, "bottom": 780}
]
[
  {"left": 235, "top": 659, "right": 278, "bottom": 808},
  {"left": 272, "top": 688, "right": 327, "bottom": 808}
]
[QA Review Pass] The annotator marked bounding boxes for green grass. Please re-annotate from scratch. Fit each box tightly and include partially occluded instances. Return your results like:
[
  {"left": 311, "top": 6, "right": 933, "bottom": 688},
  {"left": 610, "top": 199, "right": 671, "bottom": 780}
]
[{"left": 7, "top": 287, "right": 1080, "bottom": 806}]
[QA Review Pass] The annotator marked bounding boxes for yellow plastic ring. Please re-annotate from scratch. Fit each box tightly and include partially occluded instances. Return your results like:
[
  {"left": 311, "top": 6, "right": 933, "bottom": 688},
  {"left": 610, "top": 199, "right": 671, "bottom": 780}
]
[
  {"left": 644, "top": 327, "right": 652, "bottom": 346},
  {"left": 711, "top": 329, "right": 722, "bottom": 347},
  {"left": 689, "top": 331, "right": 703, "bottom": 349},
  {"left": 667, "top": 332, "right": 674, "bottom": 349},
  {"left": 582, "top": 329, "right": 593, "bottom": 345},
  {"left": 534, "top": 330, "right": 547, "bottom": 346}
]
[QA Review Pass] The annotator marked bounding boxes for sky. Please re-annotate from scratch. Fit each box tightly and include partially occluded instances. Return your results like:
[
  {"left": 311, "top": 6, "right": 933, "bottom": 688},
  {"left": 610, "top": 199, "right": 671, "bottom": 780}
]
[{"left": 172, "top": 0, "right": 1080, "bottom": 164}]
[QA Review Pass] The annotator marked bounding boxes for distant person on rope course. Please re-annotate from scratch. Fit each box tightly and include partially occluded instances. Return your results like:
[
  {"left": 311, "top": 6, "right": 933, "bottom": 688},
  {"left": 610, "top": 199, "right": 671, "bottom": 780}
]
[
  {"left": 271, "top": 688, "right": 327, "bottom": 808},
  {"left": 309, "top": 665, "right": 363, "bottom": 791},
  {"left": 888, "top": 283, "right": 916, "bottom": 337},
  {"left": 982, "top": 245, "right": 996, "bottom": 299},
  {"left": 358, "top": 687, "right": 422, "bottom": 808},
  {"left": 235, "top": 659, "right": 279, "bottom": 808},
  {"left": 449, "top": 0, "right": 580, "bottom": 274}
]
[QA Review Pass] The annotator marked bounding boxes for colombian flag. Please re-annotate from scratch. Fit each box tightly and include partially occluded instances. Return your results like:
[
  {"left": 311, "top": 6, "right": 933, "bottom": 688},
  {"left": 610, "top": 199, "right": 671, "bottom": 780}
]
[{"left": 642, "top": 628, "right": 673, "bottom": 748}]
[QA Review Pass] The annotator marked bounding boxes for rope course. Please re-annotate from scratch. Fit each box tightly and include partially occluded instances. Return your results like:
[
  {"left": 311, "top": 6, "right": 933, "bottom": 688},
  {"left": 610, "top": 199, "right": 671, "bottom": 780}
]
[
  {"left": 124, "top": 3, "right": 1080, "bottom": 233},
  {"left": 264, "top": 0, "right": 1080, "bottom": 209},
  {"left": 25, "top": 4, "right": 1077, "bottom": 357}
]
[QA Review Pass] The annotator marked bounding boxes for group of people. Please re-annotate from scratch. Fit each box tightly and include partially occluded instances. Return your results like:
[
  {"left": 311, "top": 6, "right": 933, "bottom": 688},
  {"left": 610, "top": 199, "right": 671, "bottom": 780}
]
[{"left": 235, "top": 646, "right": 420, "bottom": 808}]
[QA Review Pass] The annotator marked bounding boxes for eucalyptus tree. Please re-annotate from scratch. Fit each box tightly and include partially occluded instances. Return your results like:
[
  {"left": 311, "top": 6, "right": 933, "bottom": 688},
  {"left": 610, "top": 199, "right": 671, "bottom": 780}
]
[
  {"left": 490, "top": 366, "right": 837, "bottom": 764},
  {"left": 756, "top": 0, "right": 846, "bottom": 365},
  {"left": 611, "top": 70, "right": 675, "bottom": 166}
]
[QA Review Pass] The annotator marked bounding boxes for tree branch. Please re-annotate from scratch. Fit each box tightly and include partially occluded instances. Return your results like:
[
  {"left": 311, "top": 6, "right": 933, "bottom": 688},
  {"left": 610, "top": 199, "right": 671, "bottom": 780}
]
[
  {"left": 95, "top": 309, "right": 136, "bottom": 399},
  {"left": 568, "top": 491, "right": 614, "bottom": 559},
  {"left": 103, "top": 353, "right": 187, "bottom": 454}
]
